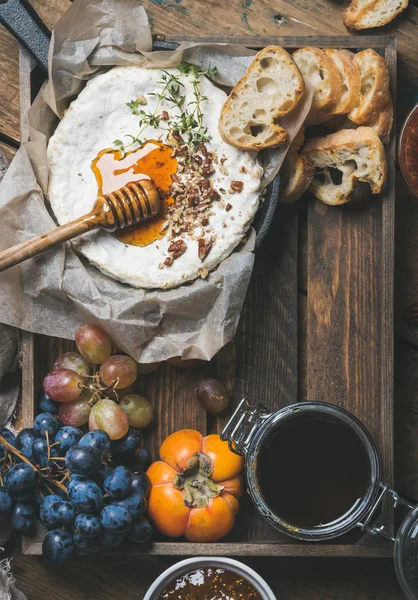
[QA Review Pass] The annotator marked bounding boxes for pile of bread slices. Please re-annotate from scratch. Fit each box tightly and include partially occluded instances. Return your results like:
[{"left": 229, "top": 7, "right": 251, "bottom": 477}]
[{"left": 218, "top": 46, "right": 391, "bottom": 206}]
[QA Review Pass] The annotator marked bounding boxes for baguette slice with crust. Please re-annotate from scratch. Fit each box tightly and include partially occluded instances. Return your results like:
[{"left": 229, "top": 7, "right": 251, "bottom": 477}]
[
  {"left": 301, "top": 127, "right": 387, "bottom": 205},
  {"left": 370, "top": 92, "right": 393, "bottom": 145},
  {"left": 280, "top": 127, "right": 315, "bottom": 204},
  {"left": 348, "top": 49, "right": 389, "bottom": 125},
  {"left": 292, "top": 47, "right": 342, "bottom": 115},
  {"left": 323, "top": 49, "right": 361, "bottom": 115},
  {"left": 218, "top": 46, "right": 304, "bottom": 151},
  {"left": 344, "top": 0, "right": 408, "bottom": 30}
]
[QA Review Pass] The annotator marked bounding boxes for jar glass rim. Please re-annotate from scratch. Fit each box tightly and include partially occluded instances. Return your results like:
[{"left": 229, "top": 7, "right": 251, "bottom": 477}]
[{"left": 246, "top": 401, "right": 382, "bottom": 541}]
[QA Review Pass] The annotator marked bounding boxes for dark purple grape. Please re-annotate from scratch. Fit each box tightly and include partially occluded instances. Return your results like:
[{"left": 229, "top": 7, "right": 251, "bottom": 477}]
[
  {"left": 40, "top": 495, "right": 62, "bottom": 530},
  {"left": 131, "top": 472, "right": 151, "bottom": 500},
  {"left": 111, "top": 429, "right": 143, "bottom": 464},
  {"left": 67, "top": 479, "right": 103, "bottom": 513},
  {"left": 111, "top": 492, "right": 146, "bottom": 522},
  {"left": 39, "top": 391, "right": 60, "bottom": 415},
  {"left": 99, "top": 530, "right": 124, "bottom": 547},
  {"left": 7, "top": 464, "right": 36, "bottom": 498},
  {"left": 75, "top": 514, "right": 101, "bottom": 539},
  {"left": 56, "top": 501, "right": 76, "bottom": 526},
  {"left": 103, "top": 466, "right": 132, "bottom": 499},
  {"left": 15, "top": 428, "right": 38, "bottom": 463},
  {"left": 55, "top": 427, "right": 83, "bottom": 455},
  {"left": 78, "top": 430, "right": 111, "bottom": 458},
  {"left": 11, "top": 503, "right": 36, "bottom": 532},
  {"left": 43, "top": 530, "right": 74, "bottom": 566},
  {"left": 34, "top": 413, "right": 61, "bottom": 439},
  {"left": 100, "top": 505, "right": 131, "bottom": 533},
  {"left": 126, "top": 517, "right": 152, "bottom": 543},
  {"left": 135, "top": 447, "right": 151, "bottom": 471},
  {"left": 0, "top": 488, "right": 13, "bottom": 515},
  {"left": 73, "top": 532, "right": 103, "bottom": 554},
  {"left": 65, "top": 445, "right": 101, "bottom": 477},
  {"left": 0, "top": 428, "right": 16, "bottom": 459},
  {"left": 32, "top": 438, "right": 61, "bottom": 469}
]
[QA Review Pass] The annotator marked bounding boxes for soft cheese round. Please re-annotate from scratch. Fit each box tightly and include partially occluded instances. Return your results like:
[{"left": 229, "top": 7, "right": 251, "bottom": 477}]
[{"left": 47, "top": 66, "right": 263, "bottom": 289}]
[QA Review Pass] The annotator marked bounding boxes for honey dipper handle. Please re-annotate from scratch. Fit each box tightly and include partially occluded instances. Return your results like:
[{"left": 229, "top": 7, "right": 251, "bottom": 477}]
[{"left": 0, "top": 211, "right": 100, "bottom": 273}]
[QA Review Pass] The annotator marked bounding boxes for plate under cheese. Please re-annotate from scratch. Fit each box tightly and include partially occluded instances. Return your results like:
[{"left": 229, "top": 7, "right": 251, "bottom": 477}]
[{"left": 47, "top": 66, "right": 263, "bottom": 289}]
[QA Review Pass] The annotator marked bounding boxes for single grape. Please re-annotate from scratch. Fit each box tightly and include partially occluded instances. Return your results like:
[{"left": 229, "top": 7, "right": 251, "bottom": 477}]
[
  {"left": 91, "top": 465, "right": 113, "bottom": 488},
  {"left": 43, "top": 369, "right": 83, "bottom": 403},
  {"left": 32, "top": 438, "right": 61, "bottom": 469},
  {"left": 66, "top": 445, "right": 101, "bottom": 477},
  {"left": 0, "top": 428, "right": 16, "bottom": 459},
  {"left": 11, "top": 503, "right": 36, "bottom": 532},
  {"left": 111, "top": 429, "right": 143, "bottom": 463},
  {"left": 99, "top": 530, "right": 124, "bottom": 547},
  {"left": 43, "top": 530, "right": 74, "bottom": 566},
  {"left": 40, "top": 495, "right": 62, "bottom": 530},
  {"left": 90, "top": 399, "right": 129, "bottom": 440},
  {"left": 54, "top": 352, "right": 91, "bottom": 376},
  {"left": 131, "top": 472, "right": 151, "bottom": 500},
  {"left": 120, "top": 395, "right": 153, "bottom": 429},
  {"left": 73, "top": 532, "right": 103, "bottom": 553},
  {"left": 78, "top": 430, "right": 110, "bottom": 458},
  {"left": 126, "top": 517, "right": 152, "bottom": 543},
  {"left": 135, "top": 447, "right": 151, "bottom": 471},
  {"left": 103, "top": 466, "right": 132, "bottom": 499},
  {"left": 7, "top": 464, "right": 36, "bottom": 498},
  {"left": 111, "top": 492, "right": 146, "bottom": 522},
  {"left": 88, "top": 407, "right": 99, "bottom": 432},
  {"left": 100, "top": 505, "right": 132, "bottom": 533},
  {"left": 54, "top": 426, "right": 83, "bottom": 455},
  {"left": 59, "top": 392, "right": 92, "bottom": 427},
  {"left": 75, "top": 325, "right": 112, "bottom": 365},
  {"left": 15, "top": 428, "right": 38, "bottom": 463},
  {"left": 67, "top": 479, "right": 103, "bottom": 513},
  {"left": 34, "top": 413, "right": 61, "bottom": 439},
  {"left": 99, "top": 356, "right": 138, "bottom": 389},
  {"left": 39, "top": 391, "right": 59, "bottom": 415},
  {"left": 0, "top": 488, "right": 13, "bottom": 515},
  {"left": 56, "top": 501, "right": 76, "bottom": 526},
  {"left": 75, "top": 513, "right": 101, "bottom": 539}
]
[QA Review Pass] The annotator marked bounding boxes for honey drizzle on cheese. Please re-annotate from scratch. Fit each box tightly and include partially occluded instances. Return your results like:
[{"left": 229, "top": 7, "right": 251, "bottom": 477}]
[{"left": 91, "top": 140, "right": 177, "bottom": 247}]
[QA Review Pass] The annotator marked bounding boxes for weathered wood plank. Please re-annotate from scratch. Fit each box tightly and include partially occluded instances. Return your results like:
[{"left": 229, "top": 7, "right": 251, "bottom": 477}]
[
  {"left": 0, "top": 142, "right": 16, "bottom": 164},
  {"left": 0, "top": 26, "right": 20, "bottom": 143}
]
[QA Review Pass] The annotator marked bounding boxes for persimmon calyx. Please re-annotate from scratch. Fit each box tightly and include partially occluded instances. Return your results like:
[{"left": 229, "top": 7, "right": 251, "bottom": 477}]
[{"left": 172, "top": 452, "right": 224, "bottom": 508}]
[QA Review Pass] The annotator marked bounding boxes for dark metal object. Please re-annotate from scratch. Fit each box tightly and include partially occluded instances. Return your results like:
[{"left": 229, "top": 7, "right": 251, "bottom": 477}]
[
  {"left": 0, "top": 8, "right": 280, "bottom": 248},
  {"left": 0, "top": 0, "right": 50, "bottom": 74}
]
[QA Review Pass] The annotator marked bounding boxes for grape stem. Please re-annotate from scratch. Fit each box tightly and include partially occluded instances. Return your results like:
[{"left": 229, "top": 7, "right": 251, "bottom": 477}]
[{"left": 0, "top": 433, "right": 68, "bottom": 493}]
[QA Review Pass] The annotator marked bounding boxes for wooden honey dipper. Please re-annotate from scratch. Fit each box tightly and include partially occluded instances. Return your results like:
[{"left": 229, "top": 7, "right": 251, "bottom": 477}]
[{"left": 0, "top": 180, "right": 161, "bottom": 272}]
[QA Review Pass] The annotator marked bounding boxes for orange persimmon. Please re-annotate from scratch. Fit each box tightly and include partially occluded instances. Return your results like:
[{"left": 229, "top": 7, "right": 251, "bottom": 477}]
[{"left": 146, "top": 429, "right": 244, "bottom": 542}]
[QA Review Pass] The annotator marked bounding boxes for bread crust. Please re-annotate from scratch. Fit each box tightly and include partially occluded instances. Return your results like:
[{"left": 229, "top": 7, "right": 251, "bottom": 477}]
[
  {"left": 218, "top": 45, "right": 304, "bottom": 151},
  {"left": 323, "top": 49, "right": 361, "bottom": 115},
  {"left": 292, "top": 47, "right": 342, "bottom": 115},
  {"left": 280, "top": 127, "right": 315, "bottom": 204},
  {"left": 344, "top": 0, "right": 408, "bottom": 30},
  {"left": 348, "top": 49, "right": 389, "bottom": 126},
  {"left": 302, "top": 126, "right": 387, "bottom": 204},
  {"left": 371, "top": 93, "right": 393, "bottom": 145}
]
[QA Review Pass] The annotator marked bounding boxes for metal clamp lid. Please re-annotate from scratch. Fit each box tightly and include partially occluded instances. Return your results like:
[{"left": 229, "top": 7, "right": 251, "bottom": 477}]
[{"left": 221, "top": 398, "right": 269, "bottom": 455}]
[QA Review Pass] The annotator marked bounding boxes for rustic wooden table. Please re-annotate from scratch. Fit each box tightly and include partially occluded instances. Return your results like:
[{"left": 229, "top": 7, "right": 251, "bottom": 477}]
[{"left": 1, "top": 1, "right": 418, "bottom": 598}]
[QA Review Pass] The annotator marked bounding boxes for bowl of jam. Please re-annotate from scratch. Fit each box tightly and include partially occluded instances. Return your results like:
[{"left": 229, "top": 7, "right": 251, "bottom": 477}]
[
  {"left": 144, "top": 557, "right": 276, "bottom": 600},
  {"left": 399, "top": 103, "right": 418, "bottom": 198}
]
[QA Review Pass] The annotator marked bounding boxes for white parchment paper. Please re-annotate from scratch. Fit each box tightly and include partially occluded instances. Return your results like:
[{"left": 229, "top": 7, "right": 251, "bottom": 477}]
[{"left": 0, "top": 0, "right": 311, "bottom": 363}]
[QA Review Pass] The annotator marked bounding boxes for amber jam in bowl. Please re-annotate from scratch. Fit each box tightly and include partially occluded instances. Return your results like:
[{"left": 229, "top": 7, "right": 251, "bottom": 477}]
[{"left": 399, "top": 103, "right": 418, "bottom": 198}]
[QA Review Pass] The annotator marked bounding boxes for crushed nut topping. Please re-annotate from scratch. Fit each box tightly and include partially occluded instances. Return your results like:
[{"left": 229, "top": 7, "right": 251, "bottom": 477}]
[
  {"left": 198, "top": 237, "right": 213, "bottom": 261},
  {"left": 230, "top": 181, "right": 244, "bottom": 193},
  {"left": 225, "top": 203, "right": 233, "bottom": 212},
  {"left": 168, "top": 239, "right": 187, "bottom": 259}
]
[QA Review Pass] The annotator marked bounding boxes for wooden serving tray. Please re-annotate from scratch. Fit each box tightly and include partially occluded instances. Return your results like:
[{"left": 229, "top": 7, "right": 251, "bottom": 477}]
[{"left": 19, "top": 35, "right": 396, "bottom": 557}]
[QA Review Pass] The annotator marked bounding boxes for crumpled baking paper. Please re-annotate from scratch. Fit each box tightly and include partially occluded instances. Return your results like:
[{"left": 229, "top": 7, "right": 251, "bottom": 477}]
[{"left": 0, "top": 0, "right": 312, "bottom": 363}]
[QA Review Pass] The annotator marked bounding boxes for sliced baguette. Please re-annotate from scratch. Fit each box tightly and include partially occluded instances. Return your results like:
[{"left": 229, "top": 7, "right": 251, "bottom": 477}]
[
  {"left": 370, "top": 92, "right": 393, "bottom": 145},
  {"left": 323, "top": 49, "right": 361, "bottom": 115},
  {"left": 292, "top": 47, "right": 342, "bottom": 115},
  {"left": 344, "top": 0, "right": 408, "bottom": 30},
  {"left": 280, "top": 127, "right": 315, "bottom": 204},
  {"left": 301, "top": 127, "right": 387, "bottom": 205},
  {"left": 218, "top": 46, "right": 304, "bottom": 151},
  {"left": 348, "top": 49, "right": 389, "bottom": 126}
]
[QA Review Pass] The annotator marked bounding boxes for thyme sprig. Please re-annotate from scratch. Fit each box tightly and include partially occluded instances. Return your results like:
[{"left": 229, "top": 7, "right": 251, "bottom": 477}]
[{"left": 113, "top": 63, "right": 217, "bottom": 153}]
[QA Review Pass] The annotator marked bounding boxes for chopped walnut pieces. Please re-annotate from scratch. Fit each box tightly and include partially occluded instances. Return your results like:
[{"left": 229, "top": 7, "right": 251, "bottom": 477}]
[
  {"left": 220, "top": 156, "right": 228, "bottom": 165},
  {"left": 239, "top": 166, "right": 247, "bottom": 174},
  {"left": 164, "top": 256, "right": 174, "bottom": 267},
  {"left": 210, "top": 189, "right": 220, "bottom": 202},
  {"left": 168, "top": 239, "right": 187, "bottom": 259},
  {"left": 161, "top": 110, "right": 169, "bottom": 121},
  {"left": 230, "top": 181, "right": 244, "bottom": 193},
  {"left": 201, "top": 217, "right": 209, "bottom": 226},
  {"left": 225, "top": 203, "right": 233, "bottom": 212}
]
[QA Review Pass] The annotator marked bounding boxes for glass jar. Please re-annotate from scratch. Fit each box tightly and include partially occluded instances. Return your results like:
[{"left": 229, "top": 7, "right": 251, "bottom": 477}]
[{"left": 221, "top": 399, "right": 418, "bottom": 599}]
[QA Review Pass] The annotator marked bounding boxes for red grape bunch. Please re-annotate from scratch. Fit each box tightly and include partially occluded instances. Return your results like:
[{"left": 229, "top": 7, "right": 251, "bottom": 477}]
[{"left": 43, "top": 325, "right": 153, "bottom": 440}]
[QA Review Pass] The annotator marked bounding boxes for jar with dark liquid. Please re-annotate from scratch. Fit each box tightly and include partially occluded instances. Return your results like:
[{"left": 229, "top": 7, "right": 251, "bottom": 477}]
[
  {"left": 399, "top": 103, "right": 418, "bottom": 199},
  {"left": 221, "top": 400, "right": 418, "bottom": 599}
]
